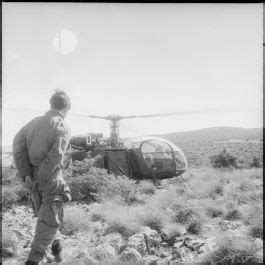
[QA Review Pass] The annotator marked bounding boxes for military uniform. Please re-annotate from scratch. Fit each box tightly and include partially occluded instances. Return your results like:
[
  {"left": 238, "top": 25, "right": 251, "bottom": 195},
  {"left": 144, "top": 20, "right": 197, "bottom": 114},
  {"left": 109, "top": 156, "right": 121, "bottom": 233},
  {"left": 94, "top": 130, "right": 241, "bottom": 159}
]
[{"left": 13, "top": 109, "right": 71, "bottom": 263}]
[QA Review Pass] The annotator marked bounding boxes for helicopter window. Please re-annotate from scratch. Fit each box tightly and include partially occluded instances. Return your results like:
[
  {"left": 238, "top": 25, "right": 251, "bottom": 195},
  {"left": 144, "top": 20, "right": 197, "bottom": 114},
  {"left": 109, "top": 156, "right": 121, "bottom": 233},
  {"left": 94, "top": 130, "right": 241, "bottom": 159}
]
[
  {"left": 123, "top": 141, "right": 141, "bottom": 149},
  {"left": 141, "top": 140, "right": 171, "bottom": 153},
  {"left": 174, "top": 151, "right": 187, "bottom": 170},
  {"left": 141, "top": 142, "right": 156, "bottom": 153},
  {"left": 141, "top": 140, "right": 175, "bottom": 172}
]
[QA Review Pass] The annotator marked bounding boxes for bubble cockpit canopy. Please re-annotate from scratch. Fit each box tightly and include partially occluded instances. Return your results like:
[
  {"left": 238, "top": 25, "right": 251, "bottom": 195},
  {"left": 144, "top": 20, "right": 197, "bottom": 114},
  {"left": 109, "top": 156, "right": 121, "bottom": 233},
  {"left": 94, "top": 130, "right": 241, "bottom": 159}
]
[{"left": 124, "top": 136, "right": 187, "bottom": 177}]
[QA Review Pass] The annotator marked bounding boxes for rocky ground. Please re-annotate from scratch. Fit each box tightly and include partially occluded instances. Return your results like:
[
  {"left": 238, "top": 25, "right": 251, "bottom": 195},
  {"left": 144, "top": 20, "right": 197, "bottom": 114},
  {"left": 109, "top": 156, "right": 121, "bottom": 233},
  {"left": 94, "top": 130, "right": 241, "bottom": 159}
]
[
  {"left": 2, "top": 202, "right": 261, "bottom": 265},
  {"left": 2, "top": 168, "right": 263, "bottom": 264}
]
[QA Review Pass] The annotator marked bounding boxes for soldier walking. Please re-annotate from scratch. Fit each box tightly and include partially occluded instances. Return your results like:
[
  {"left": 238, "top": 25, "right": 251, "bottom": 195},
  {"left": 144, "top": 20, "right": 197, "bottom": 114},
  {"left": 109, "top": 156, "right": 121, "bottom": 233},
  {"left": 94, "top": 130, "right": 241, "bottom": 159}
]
[{"left": 13, "top": 90, "right": 72, "bottom": 264}]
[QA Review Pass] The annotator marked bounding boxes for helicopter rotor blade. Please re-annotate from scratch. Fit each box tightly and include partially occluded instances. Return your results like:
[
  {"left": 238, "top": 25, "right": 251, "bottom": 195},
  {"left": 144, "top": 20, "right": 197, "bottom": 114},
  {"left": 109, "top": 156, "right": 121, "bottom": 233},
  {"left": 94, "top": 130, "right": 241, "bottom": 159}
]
[
  {"left": 5, "top": 108, "right": 111, "bottom": 120},
  {"left": 5, "top": 106, "right": 239, "bottom": 121},
  {"left": 117, "top": 108, "right": 235, "bottom": 120},
  {"left": 70, "top": 114, "right": 110, "bottom": 120}
]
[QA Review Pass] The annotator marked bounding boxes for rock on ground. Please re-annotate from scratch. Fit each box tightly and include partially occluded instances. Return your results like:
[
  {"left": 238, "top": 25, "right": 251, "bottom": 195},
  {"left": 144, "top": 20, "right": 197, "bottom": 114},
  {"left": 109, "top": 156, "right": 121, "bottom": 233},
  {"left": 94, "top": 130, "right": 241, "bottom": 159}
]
[
  {"left": 142, "top": 255, "right": 160, "bottom": 264},
  {"left": 90, "top": 243, "right": 116, "bottom": 262},
  {"left": 127, "top": 233, "right": 147, "bottom": 256},
  {"left": 119, "top": 247, "right": 142, "bottom": 263},
  {"left": 103, "top": 232, "right": 124, "bottom": 252}
]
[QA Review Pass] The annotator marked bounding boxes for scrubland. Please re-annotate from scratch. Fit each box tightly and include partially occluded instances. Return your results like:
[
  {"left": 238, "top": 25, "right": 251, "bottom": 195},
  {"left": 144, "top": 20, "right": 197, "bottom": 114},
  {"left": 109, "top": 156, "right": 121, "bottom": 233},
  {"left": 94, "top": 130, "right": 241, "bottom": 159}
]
[
  {"left": 2, "top": 162, "right": 263, "bottom": 264},
  {"left": 1, "top": 144, "right": 263, "bottom": 264}
]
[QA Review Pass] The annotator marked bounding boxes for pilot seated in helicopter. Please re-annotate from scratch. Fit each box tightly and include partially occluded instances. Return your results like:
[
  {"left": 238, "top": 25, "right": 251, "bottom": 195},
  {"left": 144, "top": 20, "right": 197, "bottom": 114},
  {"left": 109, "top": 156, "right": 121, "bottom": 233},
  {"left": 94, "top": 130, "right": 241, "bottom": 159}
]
[{"left": 150, "top": 146, "right": 174, "bottom": 171}]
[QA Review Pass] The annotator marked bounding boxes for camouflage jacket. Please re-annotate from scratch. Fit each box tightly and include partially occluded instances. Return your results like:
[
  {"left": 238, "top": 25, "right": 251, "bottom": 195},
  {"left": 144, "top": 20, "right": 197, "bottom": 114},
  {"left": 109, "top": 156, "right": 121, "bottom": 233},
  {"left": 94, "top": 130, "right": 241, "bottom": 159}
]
[{"left": 13, "top": 109, "right": 71, "bottom": 182}]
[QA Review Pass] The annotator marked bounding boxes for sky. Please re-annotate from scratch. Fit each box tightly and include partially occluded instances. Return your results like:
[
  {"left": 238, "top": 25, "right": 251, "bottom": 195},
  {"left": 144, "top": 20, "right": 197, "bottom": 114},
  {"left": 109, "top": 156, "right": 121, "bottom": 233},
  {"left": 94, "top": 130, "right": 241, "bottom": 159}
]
[{"left": 2, "top": 3, "right": 263, "bottom": 145}]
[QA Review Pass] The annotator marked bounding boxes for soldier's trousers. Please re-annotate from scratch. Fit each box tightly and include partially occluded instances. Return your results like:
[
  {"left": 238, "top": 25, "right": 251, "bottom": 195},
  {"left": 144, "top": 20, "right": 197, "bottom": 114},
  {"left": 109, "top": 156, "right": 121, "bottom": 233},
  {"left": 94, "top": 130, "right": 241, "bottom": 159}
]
[{"left": 27, "top": 169, "right": 66, "bottom": 262}]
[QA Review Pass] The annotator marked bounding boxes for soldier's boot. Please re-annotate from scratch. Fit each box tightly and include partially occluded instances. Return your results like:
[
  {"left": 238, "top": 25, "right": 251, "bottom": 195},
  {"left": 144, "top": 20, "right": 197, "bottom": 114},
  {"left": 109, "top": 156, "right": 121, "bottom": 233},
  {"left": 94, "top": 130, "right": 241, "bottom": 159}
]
[
  {"left": 51, "top": 239, "right": 63, "bottom": 263},
  {"left": 25, "top": 261, "right": 39, "bottom": 265}
]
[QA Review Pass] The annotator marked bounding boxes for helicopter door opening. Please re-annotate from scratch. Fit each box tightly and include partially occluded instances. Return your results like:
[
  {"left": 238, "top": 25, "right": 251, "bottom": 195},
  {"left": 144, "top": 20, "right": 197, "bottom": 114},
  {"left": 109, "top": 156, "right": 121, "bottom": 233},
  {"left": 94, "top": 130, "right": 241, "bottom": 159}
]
[{"left": 140, "top": 139, "right": 176, "bottom": 173}]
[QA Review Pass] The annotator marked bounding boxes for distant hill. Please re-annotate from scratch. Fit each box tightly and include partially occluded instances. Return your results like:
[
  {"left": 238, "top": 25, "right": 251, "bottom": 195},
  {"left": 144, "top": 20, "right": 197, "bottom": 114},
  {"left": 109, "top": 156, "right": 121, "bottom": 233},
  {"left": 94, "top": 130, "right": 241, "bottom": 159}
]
[{"left": 154, "top": 127, "right": 263, "bottom": 143}]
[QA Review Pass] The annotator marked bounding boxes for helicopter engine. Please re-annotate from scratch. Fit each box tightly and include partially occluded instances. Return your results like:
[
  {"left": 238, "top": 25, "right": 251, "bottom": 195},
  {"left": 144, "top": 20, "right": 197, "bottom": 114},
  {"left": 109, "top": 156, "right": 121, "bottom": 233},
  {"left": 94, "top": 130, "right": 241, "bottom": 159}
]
[
  {"left": 70, "top": 133, "right": 104, "bottom": 149},
  {"left": 67, "top": 133, "right": 104, "bottom": 162}
]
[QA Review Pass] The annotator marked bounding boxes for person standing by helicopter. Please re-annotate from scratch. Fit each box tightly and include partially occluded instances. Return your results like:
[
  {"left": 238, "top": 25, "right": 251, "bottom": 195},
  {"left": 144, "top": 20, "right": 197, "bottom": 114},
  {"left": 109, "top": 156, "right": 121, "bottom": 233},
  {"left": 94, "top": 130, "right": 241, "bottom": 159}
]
[{"left": 13, "top": 89, "right": 72, "bottom": 265}]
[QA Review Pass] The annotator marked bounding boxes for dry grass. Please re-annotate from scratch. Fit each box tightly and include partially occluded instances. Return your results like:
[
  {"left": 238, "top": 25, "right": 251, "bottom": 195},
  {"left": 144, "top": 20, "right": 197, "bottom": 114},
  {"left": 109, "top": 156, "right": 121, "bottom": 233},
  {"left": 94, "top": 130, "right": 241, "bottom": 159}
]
[
  {"left": 90, "top": 202, "right": 141, "bottom": 237},
  {"left": 63, "top": 206, "right": 91, "bottom": 233},
  {"left": 223, "top": 175, "right": 262, "bottom": 205},
  {"left": 137, "top": 180, "right": 157, "bottom": 195},
  {"left": 240, "top": 203, "right": 263, "bottom": 225},
  {"left": 2, "top": 184, "right": 29, "bottom": 207}
]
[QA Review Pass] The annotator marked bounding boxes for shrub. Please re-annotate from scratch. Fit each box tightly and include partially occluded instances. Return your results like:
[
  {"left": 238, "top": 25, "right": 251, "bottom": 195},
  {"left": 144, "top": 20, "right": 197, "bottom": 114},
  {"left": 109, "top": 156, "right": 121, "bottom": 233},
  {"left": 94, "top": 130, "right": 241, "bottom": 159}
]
[
  {"left": 207, "top": 183, "right": 224, "bottom": 199},
  {"left": 164, "top": 223, "right": 184, "bottom": 246},
  {"left": 198, "top": 234, "right": 262, "bottom": 264},
  {"left": 249, "top": 224, "right": 263, "bottom": 239},
  {"left": 90, "top": 202, "right": 141, "bottom": 238},
  {"left": 105, "top": 215, "right": 140, "bottom": 238},
  {"left": 246, "top": 212, "right": 263, "bottom": 239},
  {"left": 150, "top": 186, "right": 181, "bottom": 211},
  {"left": 90, "top": 203, "right": 106, "bottom": 222},
  {"left": 214, "top": 184, "right": 224, "bottom": 196},
  {"left": 240, "top": 203, "right": 263, "bottom": 227},
  {"left": 138, "top": 180, "right": 156, "bottom": 195},
  {"left": 99, "top": 175, "right": 139, "bottom": 205},
  {"left": 1, "top": 228, "right": 17, "bottom": 257},
  {"left": 225, "top": 208, "right": 241, "bottom": 220},
  {"left": 223, "top": 175, "right": 262, "bottom": 205},
  {"left": 210, "top": 148, "right": 238, "bottom": 168},
  {"left": 2, "top": 186, "right": 19, "bottom": 206},
  {"left": 66, "top": 167, "right": 139, "bottom": 204},
  {"left": 173, "top": 208, "right": 197, "bottom": 224},
  {"left": 206, "top": 205, "right": 224, "bottom": 218},
  {"left": 137, "top": 206, "right": 166, "bottom": 232},
  {"left": 1, "top": 168, "right": 18, "bottom": 184},
  {"left": 186, "top": 218, "right": 203, "bottom": 235},
  {"left": 15, "top": 184, "right": 30, "bottom": 202},
  {"left": 250, "top": 156, "right": 262, "bottom": 168},
  {"left": 2, "top": 184, "right": 29, "bottom": 207},
  {"left": 63, "top": 206, "right": 91, "bottom": 233}
]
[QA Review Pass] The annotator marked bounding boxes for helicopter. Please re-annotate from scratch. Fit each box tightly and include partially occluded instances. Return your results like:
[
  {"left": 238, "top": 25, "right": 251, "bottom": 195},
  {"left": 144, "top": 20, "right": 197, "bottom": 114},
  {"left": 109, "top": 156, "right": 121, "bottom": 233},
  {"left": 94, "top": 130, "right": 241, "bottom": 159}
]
[{"left": 66, "top": 112, "right": 190, "bottom": 180}]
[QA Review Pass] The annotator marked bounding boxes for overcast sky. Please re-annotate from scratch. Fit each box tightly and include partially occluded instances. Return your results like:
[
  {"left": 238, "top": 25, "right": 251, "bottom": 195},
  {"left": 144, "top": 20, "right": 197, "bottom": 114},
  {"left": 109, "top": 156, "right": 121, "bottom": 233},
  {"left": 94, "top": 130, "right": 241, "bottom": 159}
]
[{"left": 2, "top": 3, "right": 263, "bottom": 145}]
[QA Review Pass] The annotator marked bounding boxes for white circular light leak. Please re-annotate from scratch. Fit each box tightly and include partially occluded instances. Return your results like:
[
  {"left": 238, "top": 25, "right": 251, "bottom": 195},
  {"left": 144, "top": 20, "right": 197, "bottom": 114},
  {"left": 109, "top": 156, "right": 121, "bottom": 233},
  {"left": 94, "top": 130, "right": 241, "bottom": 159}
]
[{"left": 53, "top": 29, "right": 77, "bottom": 54}]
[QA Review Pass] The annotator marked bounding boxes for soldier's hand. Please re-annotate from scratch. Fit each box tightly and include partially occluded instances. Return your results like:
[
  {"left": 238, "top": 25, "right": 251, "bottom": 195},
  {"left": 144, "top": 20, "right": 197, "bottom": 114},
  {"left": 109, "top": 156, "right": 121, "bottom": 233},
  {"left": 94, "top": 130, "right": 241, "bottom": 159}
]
[
  {"left": 62, "top": 189, "right": 72, "bottom": 202},
  {"left": 64, "top": 192, "right": 72, "bottom": 202},
  {"left": 24, "top": 176, "right": 33, "bottom": 190}
]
